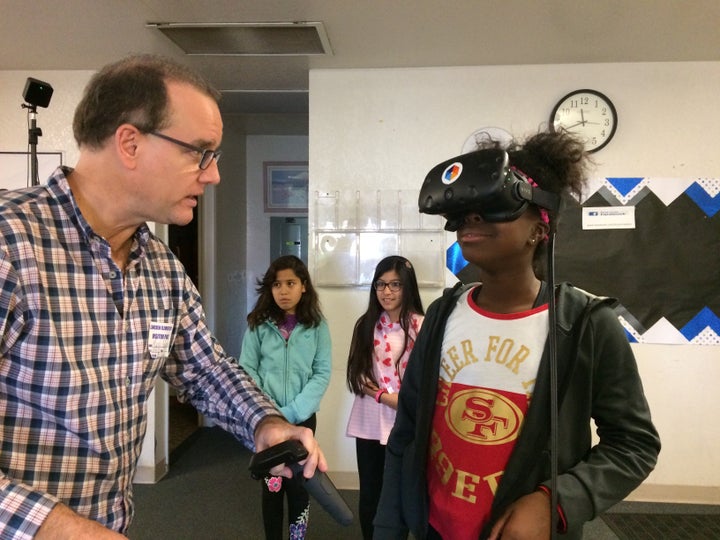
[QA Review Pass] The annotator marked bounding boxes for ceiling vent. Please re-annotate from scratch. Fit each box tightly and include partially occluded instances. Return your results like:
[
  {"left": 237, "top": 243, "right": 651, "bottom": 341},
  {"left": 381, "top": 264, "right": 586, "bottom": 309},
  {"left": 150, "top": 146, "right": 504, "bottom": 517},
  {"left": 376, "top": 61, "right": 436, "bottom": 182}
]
[{"left": 148, "top": 22, "right": 333, "bottom": 56}]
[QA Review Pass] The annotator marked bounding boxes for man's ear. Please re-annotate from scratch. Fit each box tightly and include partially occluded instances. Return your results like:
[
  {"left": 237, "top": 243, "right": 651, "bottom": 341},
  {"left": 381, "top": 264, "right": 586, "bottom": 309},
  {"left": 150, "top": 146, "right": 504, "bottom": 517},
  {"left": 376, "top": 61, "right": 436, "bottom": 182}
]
[{"left": 115, "top": 124, "right": 140, "bottom": 169}]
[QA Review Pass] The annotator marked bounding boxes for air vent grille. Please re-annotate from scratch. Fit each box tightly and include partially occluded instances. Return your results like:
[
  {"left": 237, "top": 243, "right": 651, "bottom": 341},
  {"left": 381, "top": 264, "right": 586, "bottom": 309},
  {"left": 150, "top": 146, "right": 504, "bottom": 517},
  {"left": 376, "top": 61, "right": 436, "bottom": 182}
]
[{"left": 148, "top": 22, "right": 332, "bottom": 56}]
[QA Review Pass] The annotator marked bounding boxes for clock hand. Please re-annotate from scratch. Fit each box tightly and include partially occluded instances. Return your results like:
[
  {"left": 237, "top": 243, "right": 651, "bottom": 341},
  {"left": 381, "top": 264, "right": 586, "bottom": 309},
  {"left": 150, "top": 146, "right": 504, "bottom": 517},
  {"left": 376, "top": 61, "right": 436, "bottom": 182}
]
[{"left": 580, "top": 109, "right": 586, "bottom": 125}]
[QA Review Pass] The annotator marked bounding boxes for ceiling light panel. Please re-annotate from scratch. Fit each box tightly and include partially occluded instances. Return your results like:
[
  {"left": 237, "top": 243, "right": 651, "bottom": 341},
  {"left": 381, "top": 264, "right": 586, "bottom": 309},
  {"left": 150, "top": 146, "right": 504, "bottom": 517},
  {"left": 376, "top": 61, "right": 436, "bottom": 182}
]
[{"left": 148, "top": 22, "right": 332, "bottom": 56}]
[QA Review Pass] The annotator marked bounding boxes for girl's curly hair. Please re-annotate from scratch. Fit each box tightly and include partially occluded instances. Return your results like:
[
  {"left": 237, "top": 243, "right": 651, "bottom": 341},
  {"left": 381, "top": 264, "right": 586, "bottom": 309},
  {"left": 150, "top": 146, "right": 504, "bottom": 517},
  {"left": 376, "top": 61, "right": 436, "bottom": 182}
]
[{"left": 475, "top": 129, "right": 593, "bottom": 277}]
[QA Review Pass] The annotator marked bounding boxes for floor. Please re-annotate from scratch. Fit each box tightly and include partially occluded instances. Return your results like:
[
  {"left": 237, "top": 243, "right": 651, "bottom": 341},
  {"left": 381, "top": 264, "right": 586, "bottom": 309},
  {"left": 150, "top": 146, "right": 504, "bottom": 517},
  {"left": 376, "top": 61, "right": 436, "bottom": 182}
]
[
  {"left": 601, "top": 507, "right": 720, "bottom": 539},
  {"left": 168, "top": 395, "right": 200, "bottom": 457},
  {"left": 131, "top": 427, "right": 720, "bottom": 539}
]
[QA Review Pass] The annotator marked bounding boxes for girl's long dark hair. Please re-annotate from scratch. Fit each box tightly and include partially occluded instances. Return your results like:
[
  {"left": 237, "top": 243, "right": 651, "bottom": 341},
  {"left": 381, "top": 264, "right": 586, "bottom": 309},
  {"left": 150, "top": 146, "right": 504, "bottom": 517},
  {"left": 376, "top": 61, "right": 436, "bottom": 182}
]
[
  {"left": 247, "top": 255, "right": 323, "bottom": 329},
  {"left": 346, "top": 256, "right": 425, "bottom": 395}
]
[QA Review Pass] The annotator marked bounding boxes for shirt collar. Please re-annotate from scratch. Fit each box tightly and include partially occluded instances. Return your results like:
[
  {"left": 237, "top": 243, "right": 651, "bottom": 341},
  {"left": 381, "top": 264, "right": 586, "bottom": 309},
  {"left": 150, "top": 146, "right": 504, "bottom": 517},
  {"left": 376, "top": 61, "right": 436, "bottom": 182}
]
[{"left": 48, "top": 166, "right": 151, "bottom": 249}]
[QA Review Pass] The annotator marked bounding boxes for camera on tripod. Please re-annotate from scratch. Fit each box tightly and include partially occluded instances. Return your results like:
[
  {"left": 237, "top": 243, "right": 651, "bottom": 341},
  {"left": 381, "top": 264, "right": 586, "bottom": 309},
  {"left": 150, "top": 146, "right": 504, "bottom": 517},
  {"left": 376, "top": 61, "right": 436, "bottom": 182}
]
[
  {"left": 21, "top": 77, "right": 54, "bottom": 186},
  {"left": 23, "top": 77, "right": 53, "bottom": 109}
]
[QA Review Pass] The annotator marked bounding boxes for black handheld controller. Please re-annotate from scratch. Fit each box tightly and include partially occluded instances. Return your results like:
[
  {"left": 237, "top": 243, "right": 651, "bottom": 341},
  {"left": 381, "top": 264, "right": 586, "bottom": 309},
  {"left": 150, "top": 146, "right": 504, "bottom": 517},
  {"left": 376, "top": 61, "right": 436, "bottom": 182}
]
[{"left": 248, "top": 440, "right": 354, "bottom": 526}]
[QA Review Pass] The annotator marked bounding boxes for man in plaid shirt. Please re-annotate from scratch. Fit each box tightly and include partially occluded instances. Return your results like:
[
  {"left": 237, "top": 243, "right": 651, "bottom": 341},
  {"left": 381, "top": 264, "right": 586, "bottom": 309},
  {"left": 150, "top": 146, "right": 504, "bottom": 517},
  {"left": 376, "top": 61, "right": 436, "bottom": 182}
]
[{"left": 0, "top": 54, "right": 326, "bottom": 539}]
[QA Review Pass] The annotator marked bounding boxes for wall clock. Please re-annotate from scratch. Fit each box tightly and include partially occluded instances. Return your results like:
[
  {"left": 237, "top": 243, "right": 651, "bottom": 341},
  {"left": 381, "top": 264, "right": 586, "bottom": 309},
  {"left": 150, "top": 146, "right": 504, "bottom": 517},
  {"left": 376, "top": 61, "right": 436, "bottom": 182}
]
[{"left": 549, "top": 89, "right": 617, "bottom": 153}]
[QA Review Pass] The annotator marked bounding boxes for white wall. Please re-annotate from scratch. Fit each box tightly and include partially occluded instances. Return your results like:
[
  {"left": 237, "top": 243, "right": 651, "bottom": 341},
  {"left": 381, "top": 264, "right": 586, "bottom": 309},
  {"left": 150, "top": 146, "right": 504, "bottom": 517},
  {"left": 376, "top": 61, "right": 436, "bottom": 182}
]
[
  {"left": 0, "top": 70, "right": 91, "bottom": 165},
  {"left": 309, "top": 62, "right": 720, "bottom": 503}
]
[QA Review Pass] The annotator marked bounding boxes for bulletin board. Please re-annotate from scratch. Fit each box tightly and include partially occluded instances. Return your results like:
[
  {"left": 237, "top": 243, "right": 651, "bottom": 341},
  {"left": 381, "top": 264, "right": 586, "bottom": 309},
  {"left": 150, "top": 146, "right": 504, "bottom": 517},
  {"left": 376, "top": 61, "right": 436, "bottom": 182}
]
[
  {"left": 555, "top": 177, "right": 719, "bottom": 345},
  {"left": 0, "top": 151, "right": 63, "bottom": 190}
]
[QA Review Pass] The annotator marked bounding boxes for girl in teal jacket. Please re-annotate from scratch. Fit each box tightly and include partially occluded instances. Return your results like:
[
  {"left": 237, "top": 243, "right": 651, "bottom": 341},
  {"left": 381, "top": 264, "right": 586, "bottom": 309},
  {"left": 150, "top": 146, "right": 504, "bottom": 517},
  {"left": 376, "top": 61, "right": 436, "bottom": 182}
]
[{"left": 239, "top": 255, "right": 331, "bottom": 540}]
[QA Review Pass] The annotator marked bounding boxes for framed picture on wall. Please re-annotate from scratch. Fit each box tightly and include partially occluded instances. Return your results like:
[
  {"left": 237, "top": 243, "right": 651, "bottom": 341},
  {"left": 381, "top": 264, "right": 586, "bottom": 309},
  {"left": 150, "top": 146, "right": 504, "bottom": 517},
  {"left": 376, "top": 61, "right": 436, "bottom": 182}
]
[{"left": 263, "top": 161, "right": 309, "bottom": 213}]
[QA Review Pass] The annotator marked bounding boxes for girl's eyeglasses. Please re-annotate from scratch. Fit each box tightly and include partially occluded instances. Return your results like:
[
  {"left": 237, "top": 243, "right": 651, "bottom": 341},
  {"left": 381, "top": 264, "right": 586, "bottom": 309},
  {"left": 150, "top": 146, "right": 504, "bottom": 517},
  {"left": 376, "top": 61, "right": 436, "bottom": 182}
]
[{"left": 373, "top": 280, "right": 402, "bottom": 292}]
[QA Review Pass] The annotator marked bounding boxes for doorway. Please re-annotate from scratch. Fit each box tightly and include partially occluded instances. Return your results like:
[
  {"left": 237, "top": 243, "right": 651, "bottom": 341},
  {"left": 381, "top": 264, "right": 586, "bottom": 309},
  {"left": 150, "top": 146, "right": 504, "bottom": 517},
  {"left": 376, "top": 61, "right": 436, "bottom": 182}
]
[
  {"left": 270, "top": 216, "right": 308, "bottom": 265},
  {"left": 167, "top": 209, "right": 201, "bottom": 458}
]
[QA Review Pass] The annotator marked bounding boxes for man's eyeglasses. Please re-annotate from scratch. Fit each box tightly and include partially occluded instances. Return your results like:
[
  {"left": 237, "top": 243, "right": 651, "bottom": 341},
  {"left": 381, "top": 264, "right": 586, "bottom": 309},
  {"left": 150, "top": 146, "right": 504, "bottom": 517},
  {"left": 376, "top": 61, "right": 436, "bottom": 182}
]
[
  {"left": 373, "top": 280, "right": 402, "bottom": 292},
  {"left": 150, "top": 131, "right": 222, "bottom": 170}
]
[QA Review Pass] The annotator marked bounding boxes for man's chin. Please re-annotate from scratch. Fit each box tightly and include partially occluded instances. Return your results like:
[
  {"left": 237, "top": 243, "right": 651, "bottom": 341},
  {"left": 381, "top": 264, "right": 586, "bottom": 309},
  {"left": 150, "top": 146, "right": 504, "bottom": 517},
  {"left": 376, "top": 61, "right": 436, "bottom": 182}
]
[{"left": 166, "top": 213, "right": 194, "bottom": 227}]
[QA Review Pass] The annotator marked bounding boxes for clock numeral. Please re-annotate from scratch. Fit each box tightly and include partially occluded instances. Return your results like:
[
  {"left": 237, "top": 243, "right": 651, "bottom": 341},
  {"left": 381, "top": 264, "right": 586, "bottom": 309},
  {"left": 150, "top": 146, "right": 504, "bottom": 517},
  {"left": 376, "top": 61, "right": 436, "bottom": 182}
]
[{"left": 569, "top": 96, "right": 590, "bottom": 108}]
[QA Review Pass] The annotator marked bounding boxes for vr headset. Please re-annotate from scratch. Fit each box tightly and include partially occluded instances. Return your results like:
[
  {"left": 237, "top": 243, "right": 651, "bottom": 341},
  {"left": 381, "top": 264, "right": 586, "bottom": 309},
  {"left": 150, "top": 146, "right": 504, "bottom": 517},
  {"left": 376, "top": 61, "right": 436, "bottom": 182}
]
[{"left": 418, "top": 148, "right": 560, "bottom": 231}]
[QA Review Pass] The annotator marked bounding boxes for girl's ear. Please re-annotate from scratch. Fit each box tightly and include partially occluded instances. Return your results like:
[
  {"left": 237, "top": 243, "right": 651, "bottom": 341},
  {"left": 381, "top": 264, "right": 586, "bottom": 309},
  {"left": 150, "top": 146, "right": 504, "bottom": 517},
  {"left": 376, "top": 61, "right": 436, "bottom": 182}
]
[{"left": 532, "top": 221, "right": 550, "bottom": 244}]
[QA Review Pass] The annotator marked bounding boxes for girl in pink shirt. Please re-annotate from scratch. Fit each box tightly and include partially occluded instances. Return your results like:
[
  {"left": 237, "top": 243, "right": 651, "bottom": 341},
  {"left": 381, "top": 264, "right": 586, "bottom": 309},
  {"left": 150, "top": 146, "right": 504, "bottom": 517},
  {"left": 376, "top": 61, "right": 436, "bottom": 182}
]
[{"left": 346, "top": 256, "right": 425, "bottom": 539}]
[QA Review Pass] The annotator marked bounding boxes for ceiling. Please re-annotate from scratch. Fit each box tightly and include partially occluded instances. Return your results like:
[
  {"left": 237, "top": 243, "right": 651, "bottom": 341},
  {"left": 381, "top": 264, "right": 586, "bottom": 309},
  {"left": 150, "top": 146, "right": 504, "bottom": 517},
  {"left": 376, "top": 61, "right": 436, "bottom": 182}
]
[{"left": 1, "top": 0, "right": 719, "bottom": 116}]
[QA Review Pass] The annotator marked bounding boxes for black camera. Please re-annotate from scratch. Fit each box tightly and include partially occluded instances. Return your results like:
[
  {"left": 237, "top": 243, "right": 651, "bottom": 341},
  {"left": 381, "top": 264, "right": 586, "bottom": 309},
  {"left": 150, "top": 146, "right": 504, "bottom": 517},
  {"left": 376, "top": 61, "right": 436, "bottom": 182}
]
[{"left": 23, "top": 77, "right": 54, "bottom": 108}]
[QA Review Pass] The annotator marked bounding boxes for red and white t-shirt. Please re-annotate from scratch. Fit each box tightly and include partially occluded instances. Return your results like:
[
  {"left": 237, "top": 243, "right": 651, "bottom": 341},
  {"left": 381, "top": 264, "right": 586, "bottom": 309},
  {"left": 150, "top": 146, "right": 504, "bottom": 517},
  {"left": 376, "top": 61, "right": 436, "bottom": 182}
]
[{"left": 427, "top": 287, "right": 548, "bottom": 540}]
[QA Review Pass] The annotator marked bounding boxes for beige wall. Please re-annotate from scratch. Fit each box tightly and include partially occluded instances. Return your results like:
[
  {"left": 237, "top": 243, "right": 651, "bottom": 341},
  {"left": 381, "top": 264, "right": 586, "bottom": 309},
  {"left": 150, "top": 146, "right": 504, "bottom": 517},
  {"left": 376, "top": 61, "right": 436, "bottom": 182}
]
[
  {"left": 0, "top": 70, "right": 91, "bottom": 166},
  {"left": 309, "top": 62, "right": 720, "bottom": 503}
]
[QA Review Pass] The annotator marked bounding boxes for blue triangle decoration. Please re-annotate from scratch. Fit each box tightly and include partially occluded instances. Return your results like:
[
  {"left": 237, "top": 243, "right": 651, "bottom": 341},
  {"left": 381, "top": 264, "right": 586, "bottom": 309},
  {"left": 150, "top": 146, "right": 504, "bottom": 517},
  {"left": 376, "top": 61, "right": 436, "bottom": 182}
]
[
  {"left": 624, "top": 328, "right": 638, "bottom": 343},
  {"left": 684, "top": 182, "right": 720, "bottom": 217},
  {"left": 606, "top": 177, "right": 644, "bottom": 197},
  {"left": 680, "top": 307, "right": 720, "bottom": 342}
]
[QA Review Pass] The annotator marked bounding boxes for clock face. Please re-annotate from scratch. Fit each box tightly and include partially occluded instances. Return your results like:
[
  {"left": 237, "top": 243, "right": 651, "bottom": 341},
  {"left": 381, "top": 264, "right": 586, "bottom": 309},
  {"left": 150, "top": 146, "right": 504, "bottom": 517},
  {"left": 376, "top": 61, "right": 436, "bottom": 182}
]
[{"left": 550, "top": 89, "right": 617, "bottom": 152}]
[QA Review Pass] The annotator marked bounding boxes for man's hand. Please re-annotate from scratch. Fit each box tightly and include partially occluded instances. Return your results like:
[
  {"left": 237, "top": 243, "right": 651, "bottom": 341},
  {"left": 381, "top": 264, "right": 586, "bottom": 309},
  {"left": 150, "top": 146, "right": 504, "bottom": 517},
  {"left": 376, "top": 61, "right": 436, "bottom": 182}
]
[
  {"left": 487, "top": 490, "right": 551, "bottom": 540},
  {"left": 37, "top": 504, "right": 126, "bottom": 539},
  {"left": 254, "top": 415, "right": 327, "bottom": 480}
]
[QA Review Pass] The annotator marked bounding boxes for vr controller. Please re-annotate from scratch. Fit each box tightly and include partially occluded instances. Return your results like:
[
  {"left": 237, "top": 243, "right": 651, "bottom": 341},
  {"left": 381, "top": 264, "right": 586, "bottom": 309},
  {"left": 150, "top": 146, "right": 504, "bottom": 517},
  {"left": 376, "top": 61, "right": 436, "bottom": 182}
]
[
  {"left": 248, "top": 440, "right": 354, "bottom": 526},
  {"left": 418, "top": 148, "right": 560, "bottom": 231}
]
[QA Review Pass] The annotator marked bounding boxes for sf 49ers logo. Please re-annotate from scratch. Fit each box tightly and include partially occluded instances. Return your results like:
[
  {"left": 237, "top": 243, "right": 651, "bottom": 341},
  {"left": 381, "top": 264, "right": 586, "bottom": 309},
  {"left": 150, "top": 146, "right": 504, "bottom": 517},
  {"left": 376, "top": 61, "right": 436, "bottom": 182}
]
[{"left": 445, "top": 388, "right": 523, "bottom": 445}]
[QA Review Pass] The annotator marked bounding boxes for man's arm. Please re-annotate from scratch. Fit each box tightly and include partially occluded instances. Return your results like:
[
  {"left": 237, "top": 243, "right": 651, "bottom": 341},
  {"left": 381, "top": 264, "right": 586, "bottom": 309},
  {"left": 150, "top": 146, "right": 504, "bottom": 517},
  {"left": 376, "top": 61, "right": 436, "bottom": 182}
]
[{"left": 36, "top": 504, "right": 125, "bottom": 540}]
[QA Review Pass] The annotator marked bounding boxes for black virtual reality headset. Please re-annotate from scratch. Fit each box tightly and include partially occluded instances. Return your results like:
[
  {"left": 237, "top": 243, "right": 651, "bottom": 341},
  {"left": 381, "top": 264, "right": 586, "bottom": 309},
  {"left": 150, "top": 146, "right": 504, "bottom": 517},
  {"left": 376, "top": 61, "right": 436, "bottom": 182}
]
[{"left": 418, "top": 148, "right": 560, "bottom": 232}]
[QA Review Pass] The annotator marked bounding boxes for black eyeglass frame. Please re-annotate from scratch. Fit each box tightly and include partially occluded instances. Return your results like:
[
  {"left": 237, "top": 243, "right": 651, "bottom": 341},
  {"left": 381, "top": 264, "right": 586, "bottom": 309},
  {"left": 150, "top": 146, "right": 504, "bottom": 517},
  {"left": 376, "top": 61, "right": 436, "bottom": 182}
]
[
  {"left": 150, "top": 131, "right": 222, "bottom": 170},
  {"left": 373, "top": 280, "right": 403, "bottom": 292}
]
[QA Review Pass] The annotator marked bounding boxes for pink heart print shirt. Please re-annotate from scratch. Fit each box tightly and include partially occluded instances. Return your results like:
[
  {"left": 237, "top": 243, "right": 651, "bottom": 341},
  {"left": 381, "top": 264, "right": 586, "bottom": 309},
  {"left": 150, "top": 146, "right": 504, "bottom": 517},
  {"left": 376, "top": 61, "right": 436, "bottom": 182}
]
[{"left": 372, "top": 311, "right": 423, "bottom": 392}]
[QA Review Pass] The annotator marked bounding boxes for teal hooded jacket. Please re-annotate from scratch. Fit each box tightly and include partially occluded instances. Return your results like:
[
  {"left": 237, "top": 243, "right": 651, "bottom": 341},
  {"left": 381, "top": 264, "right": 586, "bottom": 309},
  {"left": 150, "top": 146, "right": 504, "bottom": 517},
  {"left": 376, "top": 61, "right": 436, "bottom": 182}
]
[{"left": 238, "top": 319, "right": 332, "bottom": 425}]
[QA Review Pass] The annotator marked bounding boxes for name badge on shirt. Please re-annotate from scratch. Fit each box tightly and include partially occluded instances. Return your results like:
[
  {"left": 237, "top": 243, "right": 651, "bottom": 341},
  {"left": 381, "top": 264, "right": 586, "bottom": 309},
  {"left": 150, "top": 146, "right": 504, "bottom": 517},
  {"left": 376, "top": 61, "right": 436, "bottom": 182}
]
[{"left": 148, "top": 321, "right": 173, "bottom": 358}]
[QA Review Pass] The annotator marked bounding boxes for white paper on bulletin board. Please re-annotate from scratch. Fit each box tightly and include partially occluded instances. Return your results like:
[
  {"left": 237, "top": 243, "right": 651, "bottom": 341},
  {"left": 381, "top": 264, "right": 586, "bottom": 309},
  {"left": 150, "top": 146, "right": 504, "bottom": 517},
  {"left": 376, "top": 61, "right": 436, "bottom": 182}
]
[{"left": 0, "top": 152, "right": 63, "bottom": 190}]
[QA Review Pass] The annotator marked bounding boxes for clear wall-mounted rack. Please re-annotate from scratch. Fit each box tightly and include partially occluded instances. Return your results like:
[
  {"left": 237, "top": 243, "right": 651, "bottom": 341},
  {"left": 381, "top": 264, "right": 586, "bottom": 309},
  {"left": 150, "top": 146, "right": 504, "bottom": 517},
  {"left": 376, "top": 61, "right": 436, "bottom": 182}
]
[{"left": 312, "top": 189, "right": 446, "bottom": 287}]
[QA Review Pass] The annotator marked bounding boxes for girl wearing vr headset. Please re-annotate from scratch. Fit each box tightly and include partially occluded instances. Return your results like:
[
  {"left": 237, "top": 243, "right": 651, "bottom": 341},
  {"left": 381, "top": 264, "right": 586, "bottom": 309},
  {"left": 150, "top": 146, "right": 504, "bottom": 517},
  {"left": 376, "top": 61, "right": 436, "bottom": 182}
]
[{"left": 373, "top": 131, "right": 660, "bottom": 540}]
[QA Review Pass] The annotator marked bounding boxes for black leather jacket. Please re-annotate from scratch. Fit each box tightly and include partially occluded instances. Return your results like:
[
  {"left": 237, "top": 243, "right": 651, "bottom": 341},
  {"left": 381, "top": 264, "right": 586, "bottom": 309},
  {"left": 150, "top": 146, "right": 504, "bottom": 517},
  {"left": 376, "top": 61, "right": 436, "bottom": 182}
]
[{"left": 374, "top": 282, "right": 661, "bottom": 539}]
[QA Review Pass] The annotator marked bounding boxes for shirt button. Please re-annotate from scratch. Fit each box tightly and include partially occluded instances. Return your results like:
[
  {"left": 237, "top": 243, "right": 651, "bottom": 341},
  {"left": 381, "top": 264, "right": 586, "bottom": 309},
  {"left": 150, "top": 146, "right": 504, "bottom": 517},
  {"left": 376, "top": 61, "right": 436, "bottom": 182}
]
[
  {"left": 125, "top": 377, "right": 131, "bottom": 386},
  {"left": 109, "top": 271, "right": 117, "bottom": 279}
]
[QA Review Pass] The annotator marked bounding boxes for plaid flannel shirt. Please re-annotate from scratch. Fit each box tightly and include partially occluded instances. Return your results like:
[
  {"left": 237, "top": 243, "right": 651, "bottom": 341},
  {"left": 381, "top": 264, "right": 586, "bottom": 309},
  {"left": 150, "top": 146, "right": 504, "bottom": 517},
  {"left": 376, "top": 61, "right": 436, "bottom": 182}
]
[{"left": 0, "top": 168, "right": 279, "bottom": 538}]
